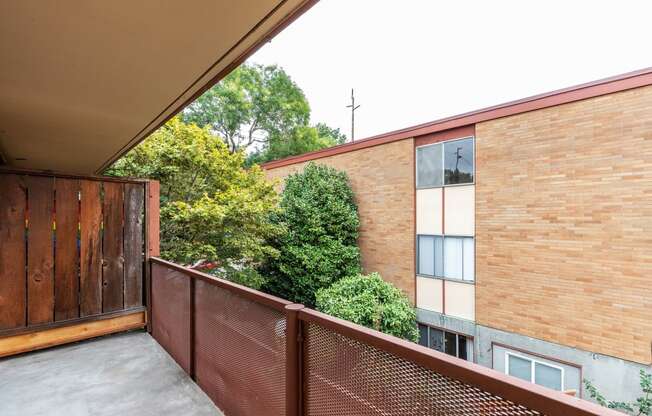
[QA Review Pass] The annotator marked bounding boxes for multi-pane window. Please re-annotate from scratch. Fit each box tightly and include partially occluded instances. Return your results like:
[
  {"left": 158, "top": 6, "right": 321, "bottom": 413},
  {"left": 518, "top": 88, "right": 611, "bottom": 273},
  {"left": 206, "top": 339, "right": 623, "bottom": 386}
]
[
  {"left": 416, "top": 137, "right": 474, "bottom": 188},
  {"left": 418, "top": 324, "right": 473, "bottom": 361},
  {"left": 506, "top": 352, "right": 564, "bottom": 391},
  {"left": 417, "top": 235, "right": 474, "bottom": 281}
]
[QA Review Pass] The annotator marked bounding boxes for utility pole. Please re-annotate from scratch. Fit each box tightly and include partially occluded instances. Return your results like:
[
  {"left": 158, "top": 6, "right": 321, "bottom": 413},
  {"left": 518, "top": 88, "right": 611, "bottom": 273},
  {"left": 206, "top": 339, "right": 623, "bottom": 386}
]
[{"left": 346, "top": 88, "right": 360, "bottom": 142}]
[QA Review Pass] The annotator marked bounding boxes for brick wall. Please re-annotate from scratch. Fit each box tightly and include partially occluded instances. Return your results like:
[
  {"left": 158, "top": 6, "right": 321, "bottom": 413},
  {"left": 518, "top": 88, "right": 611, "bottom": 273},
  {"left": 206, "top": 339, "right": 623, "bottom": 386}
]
[
  {"left": 264, "top": 139, "right": 416, "bottom": 303},
  {"left": 475, "top": 85, "right": 652, "bottom": 364}
]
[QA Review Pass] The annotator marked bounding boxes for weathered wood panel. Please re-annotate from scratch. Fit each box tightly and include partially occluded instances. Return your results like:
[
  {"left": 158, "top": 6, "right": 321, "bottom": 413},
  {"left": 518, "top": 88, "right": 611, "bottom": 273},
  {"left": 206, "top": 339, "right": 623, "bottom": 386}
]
[
  {"left": 80, "top": 180, "right": 102, "bottom": 316},
  {"left": 26, "top": 176, "right": 54, "bottom": 325},
  {"left": 124, "top": 183, "right": 144, "bottom": 308},
  {"left": 0, "top": 175, "right": 26, "bottom": 330},
  {"left": 102, "top": 182, "right": 124, "bottom": 312},
  {"left": 54, "top": 178, "right": 80, "bottom": 321}
]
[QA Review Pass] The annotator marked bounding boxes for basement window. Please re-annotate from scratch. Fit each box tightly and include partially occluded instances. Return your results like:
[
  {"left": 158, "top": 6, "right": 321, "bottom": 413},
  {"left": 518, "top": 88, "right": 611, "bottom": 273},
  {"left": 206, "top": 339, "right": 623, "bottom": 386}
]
[
  {"left": 506, "top": 352, "right": 564, "bottom": 391},
  {"left": 418, "top": 324, "right": 473, "bottom": 361}
]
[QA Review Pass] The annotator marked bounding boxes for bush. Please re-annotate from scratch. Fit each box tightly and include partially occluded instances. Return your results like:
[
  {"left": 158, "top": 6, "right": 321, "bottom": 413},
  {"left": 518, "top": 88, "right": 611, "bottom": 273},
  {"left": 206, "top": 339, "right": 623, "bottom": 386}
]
[
  {"left": 316, "top": 273, "right": 418, "bottom": 341},
  {"left": 263, "top": 163, "right": 361, "bottom": 306}
]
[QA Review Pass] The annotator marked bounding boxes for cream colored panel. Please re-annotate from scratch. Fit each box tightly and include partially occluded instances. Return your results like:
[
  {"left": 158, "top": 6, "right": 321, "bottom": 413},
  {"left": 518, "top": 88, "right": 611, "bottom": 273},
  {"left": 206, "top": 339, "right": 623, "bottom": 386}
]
[
  {"left": 416, "top": 276, "right": 443, "bottom": 313},
  {"left": 444, "top": 280, "right": 475, "bottom": 321},
  {"left": 416, "top": 188, "right": 442, "bottom": 235},
  {"left": 444, "top": 185, "right": 475, "bottom": 236}
]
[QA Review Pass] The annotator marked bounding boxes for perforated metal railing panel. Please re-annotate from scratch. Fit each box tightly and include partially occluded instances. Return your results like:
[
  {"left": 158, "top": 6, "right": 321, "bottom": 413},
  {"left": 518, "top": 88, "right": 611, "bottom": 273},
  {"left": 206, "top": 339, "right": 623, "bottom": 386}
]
[
  {"left": 194, "top": 279, "right": 287, "bottom": 416},
  {"left": 303, "top": 322, "right": 543, "bottom": 416},
  {"left": 151, "top": 263, "right": 191, "bottom": 373}
]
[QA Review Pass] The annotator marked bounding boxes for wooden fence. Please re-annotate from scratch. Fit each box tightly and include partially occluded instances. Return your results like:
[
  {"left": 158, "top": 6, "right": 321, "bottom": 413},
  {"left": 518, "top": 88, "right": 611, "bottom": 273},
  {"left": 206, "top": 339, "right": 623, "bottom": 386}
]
[{"left": 0, "top": 170, "right": 159, "bottom": 356}]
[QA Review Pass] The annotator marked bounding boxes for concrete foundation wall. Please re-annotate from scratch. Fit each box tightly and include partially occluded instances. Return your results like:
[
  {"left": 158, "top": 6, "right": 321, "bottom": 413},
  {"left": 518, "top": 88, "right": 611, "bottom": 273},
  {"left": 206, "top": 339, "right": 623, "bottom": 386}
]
[{"left": 417, "top": 308, "right": 651, "bottom": 404}]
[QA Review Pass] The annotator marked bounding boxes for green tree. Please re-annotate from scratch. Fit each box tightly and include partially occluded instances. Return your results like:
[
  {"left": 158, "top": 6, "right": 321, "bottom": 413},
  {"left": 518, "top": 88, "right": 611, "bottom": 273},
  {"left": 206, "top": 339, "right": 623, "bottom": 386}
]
[
  {"left": 183, "top": 63, "right": 310, "bottom": 153},
  {"left": 584, "top": 371, "right": 652, "bottom": 415},
  {"left": 247, "top": 125, "right": 341, "bottom": 166},
  {"left": 262, "top": 163, "right": 361, "bottom": 306},
  {"left": 315, "top": 122, "right": 347, "bottom": 145},
  {"left": 105, "top": 117, "right": 281, "bottom": 289},
  {"left": 316, "top": 273, "right": 419, "bottom": 341}
]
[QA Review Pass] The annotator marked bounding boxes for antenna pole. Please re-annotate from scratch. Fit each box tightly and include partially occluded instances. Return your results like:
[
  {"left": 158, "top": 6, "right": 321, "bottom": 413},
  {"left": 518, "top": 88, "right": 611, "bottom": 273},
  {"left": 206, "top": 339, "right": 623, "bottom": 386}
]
[{"left": 346, "top": 88, "right": 360, "bottom": 142}]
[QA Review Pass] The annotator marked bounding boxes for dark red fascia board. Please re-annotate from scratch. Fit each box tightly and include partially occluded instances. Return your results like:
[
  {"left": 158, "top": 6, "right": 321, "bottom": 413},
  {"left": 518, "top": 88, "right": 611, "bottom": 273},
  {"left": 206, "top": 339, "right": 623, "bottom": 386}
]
[{"left": 262, "top": 66, "right": 652, "bottom": 170}]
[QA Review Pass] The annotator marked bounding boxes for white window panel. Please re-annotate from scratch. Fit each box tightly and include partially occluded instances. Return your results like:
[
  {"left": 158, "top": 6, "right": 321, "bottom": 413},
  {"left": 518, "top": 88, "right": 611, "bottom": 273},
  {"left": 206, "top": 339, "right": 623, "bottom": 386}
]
[
  {"left": 418, "top": 235, "right": 435, "bottom": 276},
  {"left": 444, "top": 237, "right": 463, "bottom": 279},
  {"left": 434, "top": 236, "right": 444, "bottom": 277},
  {"left": 535, "top": 362, "right": 563, "bottom": 391},
  {"left": 416, "top": 188, "right": 442, "bottom": 235},
  {"left": 416, "top": 276, "right": 443, "bottom": 313},
  {"left": 443, "top": 280, "right": 475, "bottom": 321},
  {"left": 463, "top": 238, "right": 475, "bottom": 282},
  {"left": 507, "top": 354, "right": 532, "bottom": 382},
  {"left": 444, "top": 185, "right": 475, "bottom": 236}
]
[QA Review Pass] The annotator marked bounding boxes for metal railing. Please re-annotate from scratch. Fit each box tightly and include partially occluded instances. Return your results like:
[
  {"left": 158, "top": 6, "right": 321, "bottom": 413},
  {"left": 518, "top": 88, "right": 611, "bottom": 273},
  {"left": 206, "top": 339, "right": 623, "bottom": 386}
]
[{"left": 149, "top": 258, "right": 618, "bottom": 416}]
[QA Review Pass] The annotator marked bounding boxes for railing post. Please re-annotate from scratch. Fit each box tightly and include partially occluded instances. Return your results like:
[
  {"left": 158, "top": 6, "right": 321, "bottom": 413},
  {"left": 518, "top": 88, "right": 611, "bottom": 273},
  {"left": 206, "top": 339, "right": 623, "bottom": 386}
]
[
  {"left": 285, "top": 303, "right": 304, "bottom": 416},
  {"left": 144, "top": 180, "right": 159, "bottom": 333}
]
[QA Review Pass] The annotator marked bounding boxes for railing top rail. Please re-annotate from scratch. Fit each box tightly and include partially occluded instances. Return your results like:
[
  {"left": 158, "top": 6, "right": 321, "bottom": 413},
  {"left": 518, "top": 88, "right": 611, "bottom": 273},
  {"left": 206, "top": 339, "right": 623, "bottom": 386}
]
[
  {"left": 0, "top": 167, "right": 150, "bottom": 184},
  {"left": 298, "top": 308, "right": 620, "bottom": 416},
  {"left": 150, "top": 257, "right": 292, "bottom": 312}
]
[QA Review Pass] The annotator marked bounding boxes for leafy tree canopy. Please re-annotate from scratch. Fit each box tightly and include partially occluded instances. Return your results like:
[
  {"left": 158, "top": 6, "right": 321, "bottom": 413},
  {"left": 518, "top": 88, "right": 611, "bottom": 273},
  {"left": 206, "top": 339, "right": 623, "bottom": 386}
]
[
  {"left": 183, "top": 63, "right": 346, "bottom": 162},
  {"left": 105, "top": 117, "right": 281, "bottom": 288},
  {"left": 182, "top": 63, "right": 310, "bottom": 153},
  {"left": 247, "top": 124, "right": 346, "bottom": 166},
  {"left": 262, "top": 163, "right": 361, "bottom": 306},
  {"left": 316, "top": 273, "right": 419, "bottom": 342}
]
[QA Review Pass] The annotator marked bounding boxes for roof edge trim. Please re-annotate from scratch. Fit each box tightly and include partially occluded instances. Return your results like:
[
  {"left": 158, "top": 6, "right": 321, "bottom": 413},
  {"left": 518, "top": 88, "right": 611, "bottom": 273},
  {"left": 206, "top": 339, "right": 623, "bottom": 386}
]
[{"left": 263, "top": 66, "right": 652, "bottom": 170}]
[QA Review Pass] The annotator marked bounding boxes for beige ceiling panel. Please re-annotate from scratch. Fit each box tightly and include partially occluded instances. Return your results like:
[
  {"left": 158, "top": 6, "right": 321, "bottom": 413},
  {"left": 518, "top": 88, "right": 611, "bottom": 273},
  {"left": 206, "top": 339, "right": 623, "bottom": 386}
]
[{"left": 0, "top": 0, "right": 312, "bottom": 173}]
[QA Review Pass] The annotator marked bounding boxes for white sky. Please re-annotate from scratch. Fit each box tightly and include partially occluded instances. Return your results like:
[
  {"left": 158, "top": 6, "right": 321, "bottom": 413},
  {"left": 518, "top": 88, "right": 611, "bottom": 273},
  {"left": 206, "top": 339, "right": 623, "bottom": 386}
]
[{"left": 249, "top": 0, "right": 652, "bottom": 141}]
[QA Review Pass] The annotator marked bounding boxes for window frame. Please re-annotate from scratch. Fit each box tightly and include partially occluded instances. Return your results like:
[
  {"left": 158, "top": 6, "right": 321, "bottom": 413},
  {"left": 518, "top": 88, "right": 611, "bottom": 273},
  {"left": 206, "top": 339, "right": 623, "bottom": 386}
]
[
  {"left": 415, "top": 136, "right": 476, "bottom": 190},
  {"left": 417, "top": 323, "right": 474, "bottom": 361},
  {"left": 417, "top": 234, "right": 475, "bottom": 283},
  {"left": 504, "top": 352, "right": 565, "bottom": 391}
]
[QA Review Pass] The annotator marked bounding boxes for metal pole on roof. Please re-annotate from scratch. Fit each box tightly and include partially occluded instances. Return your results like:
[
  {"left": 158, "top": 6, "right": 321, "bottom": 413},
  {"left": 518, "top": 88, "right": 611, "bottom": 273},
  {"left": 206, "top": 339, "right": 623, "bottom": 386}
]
[{"left": 346, "top": 88, "right": 360, "bottom": 142}]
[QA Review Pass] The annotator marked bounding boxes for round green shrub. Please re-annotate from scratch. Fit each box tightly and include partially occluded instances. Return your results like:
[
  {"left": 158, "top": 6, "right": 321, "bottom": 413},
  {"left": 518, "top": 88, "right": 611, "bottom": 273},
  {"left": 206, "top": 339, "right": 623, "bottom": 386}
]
[{"left": 315, "top": 272, "right": 418, "bottom": 341}]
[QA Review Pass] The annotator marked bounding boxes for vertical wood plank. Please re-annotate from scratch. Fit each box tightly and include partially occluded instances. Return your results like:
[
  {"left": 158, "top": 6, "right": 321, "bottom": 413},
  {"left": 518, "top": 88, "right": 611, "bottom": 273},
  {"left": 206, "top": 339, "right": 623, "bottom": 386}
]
[
  {"left": 54, "top": 178, "right": 80, "bottom": 321},
  {"left": 26, "top": 176, "right": 54, "bottom": 325},
  {"left": 80, "top": 180, "right": 102, "bottom": 317},
  {"left": 102, "top": 182, "right": 124, "bottom": 312},
  {"left": 147, "top": 180, "right": 160, "bottom": 257},
  {"left": 144, "top": 180, "right": 160, "bottom": 332},
  {"left": 124, "top": 183, "right": 144, "bottom": 308},
  {"left": 0, "top": 174, "right": 27, "bottom": 330}
]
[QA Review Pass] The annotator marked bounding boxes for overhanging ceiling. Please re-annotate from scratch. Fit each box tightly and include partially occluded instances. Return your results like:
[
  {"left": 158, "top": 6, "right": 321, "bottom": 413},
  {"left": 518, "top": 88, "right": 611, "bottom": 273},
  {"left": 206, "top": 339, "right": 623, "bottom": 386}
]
[{"left": 0, "top": 0, "right": 314, "bottom": 174}]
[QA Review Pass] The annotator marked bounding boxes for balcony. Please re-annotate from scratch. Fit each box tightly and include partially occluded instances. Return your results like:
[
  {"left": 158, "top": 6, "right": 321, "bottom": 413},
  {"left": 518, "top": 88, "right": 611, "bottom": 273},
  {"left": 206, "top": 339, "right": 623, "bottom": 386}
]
[{"left": 0, "top": 170, "right": 619, "bottom": 416}]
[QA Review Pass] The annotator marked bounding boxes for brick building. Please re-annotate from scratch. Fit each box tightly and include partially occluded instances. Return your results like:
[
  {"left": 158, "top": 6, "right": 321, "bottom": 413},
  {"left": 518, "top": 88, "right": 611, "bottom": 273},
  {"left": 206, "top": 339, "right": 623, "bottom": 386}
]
[{"left": 263, "top": 68, "right": 652, "bottom": 402}]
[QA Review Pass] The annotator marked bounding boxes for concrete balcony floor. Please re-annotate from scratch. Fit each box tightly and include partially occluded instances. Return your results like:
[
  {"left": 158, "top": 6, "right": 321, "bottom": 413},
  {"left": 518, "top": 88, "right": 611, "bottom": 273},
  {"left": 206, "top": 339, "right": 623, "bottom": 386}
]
[{"left": 0, "top": 331, "right": 222, "bottom": 416}]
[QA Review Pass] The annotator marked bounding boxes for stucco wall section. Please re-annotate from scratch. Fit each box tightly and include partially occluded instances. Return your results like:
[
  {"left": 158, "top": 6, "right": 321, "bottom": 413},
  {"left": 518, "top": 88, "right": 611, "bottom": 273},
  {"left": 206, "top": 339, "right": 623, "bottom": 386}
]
[
  {"left": 475, "top": 85, "right": 652, "bottom": 364},
  {"left": 264, "top": 139, "right": 416, "bottom": 302}
]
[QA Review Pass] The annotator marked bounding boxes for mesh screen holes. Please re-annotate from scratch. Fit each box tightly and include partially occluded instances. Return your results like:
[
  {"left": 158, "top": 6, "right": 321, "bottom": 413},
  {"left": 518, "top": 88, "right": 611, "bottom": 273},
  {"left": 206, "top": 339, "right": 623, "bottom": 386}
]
[{"left": 303, "top": 323, "right": 542, "bottom": 416}]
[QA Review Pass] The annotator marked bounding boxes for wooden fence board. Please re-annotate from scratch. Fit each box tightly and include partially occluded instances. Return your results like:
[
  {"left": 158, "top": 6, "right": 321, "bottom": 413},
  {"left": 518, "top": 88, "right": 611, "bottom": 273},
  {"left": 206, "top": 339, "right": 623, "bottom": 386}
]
[
  {"left": 0, "top": 174, "right": 26, "bottom": 330},
  {"left": 54, "top": 178, "right": 80, "bottom": 321},
  {"left": 26, "top": 176, "right": 54, "bottom": 325},
  {"left": 80, "top": 180, "right": 102, "bottom": 316},
  {"left": 124, "top": 183, "right": 144, "bottom": 308},
  {"left": 102, "top": 182, "right": 124, "bottom": 312}
]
